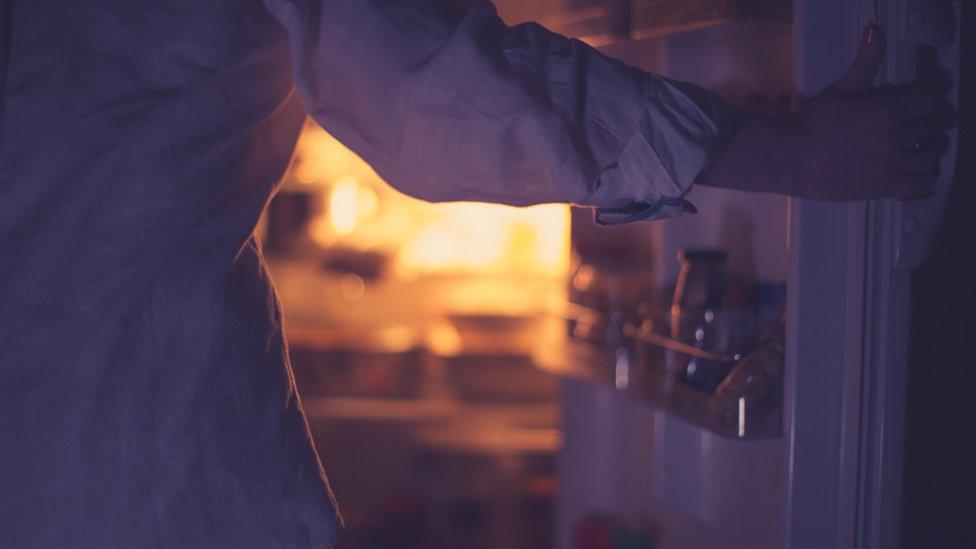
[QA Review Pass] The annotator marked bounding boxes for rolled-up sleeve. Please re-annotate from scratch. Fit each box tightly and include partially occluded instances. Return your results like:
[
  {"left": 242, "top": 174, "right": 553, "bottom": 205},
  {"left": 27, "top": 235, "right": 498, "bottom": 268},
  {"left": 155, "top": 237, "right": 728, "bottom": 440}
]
[{"left": 262, "top": 0, "right": 735, "bottom": 223}]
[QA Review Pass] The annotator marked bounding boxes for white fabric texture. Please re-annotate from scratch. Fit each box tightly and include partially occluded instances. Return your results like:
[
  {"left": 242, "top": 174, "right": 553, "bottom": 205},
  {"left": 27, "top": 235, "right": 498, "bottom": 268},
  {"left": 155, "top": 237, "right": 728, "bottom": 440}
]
[{"left": 0, "top": 1, "right": 732, "bottom": 547}]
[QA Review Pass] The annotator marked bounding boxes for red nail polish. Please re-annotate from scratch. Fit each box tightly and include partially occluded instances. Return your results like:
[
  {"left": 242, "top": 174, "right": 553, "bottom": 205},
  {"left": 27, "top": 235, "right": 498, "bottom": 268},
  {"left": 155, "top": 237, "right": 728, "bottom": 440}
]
[{"left": 862, "top": 23, "right": 879, "bottom": 46}]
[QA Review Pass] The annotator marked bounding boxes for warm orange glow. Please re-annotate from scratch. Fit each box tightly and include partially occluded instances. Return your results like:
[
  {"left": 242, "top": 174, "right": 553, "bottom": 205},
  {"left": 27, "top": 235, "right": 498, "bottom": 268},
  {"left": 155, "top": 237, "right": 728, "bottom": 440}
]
[
  {"left": 425, "top": 320, "right": 463, "bottom": 357},
  {"left": 325, "top": 176, "right": 379, "bottom": 236},
  {"left": 282, "top": 122, "right": 571, "bottom": 281},
  {"left": 394, "top": 202, "right": 570, "bottom": 278}
]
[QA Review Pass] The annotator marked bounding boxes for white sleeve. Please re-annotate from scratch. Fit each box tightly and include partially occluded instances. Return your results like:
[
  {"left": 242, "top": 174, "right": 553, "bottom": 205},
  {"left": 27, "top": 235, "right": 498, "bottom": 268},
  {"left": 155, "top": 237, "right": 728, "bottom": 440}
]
[{"left": 263, "top": 0, "right": 735, "bottom": 224}]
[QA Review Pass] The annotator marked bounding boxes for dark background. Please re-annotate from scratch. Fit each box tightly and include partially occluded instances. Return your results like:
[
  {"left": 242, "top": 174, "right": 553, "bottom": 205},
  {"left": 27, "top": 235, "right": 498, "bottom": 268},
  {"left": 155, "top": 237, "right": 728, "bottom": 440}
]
[{"left": 902, "top": 3, "right": 976, "bottom": 548}]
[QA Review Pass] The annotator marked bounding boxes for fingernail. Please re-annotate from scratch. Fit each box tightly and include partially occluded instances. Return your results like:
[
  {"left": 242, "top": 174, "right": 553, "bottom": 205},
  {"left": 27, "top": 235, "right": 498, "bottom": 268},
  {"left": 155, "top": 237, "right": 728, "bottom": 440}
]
[{"left": 862, "top": 22, "right": 879, "bottom": 46}]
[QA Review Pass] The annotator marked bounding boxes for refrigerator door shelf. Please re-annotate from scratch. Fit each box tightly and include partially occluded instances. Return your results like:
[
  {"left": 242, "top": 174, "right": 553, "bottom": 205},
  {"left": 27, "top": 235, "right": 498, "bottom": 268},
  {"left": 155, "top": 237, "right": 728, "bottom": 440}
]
[
  {"left": 891, "top": 0, "right": 961, "bottom": 268},
  {"left": 532, "top": 316, "right": 784, "bottom": 440}
]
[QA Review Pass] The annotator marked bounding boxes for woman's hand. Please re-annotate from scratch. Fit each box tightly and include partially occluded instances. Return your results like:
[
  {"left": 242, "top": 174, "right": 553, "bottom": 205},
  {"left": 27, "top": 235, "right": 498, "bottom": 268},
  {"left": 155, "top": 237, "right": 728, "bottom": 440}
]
[{"left": 700, "top": 24, "right": 945, "bottom": 201}]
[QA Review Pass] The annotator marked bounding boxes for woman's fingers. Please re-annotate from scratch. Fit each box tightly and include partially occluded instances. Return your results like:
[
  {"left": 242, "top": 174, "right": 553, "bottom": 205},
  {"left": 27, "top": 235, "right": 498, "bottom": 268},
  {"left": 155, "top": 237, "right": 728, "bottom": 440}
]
[
  {"left": 883, "top": 88, "right": 939, "bottom": 120},
  {"left": 899, "top": 151, "right": 941, "bottom": 174},
  {"left": 899, "top": 115, "right": 949, "bottom": 158},
  {"left": 900, "top": 118, "right": 935, "bottom": 149},
  {"left": 895, "top": 172, "right": 939, "bottom": 198}
]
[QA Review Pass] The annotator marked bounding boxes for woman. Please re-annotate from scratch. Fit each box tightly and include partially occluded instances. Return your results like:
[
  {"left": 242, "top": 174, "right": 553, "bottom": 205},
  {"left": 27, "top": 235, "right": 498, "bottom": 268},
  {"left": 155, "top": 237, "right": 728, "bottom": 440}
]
[{"left": 0, "top": 1, "right": 941, "bottom": 546}]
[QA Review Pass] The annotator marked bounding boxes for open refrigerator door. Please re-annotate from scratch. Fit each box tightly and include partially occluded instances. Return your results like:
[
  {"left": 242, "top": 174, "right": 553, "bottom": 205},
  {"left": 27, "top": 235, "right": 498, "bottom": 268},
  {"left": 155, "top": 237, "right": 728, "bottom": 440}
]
[{"left": 551, "top": 1, "right": 962, "bottom": 548}]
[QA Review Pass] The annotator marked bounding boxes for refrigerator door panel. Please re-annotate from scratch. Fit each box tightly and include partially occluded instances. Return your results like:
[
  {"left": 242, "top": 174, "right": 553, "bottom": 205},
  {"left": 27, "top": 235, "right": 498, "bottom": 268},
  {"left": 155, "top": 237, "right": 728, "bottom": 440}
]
[
  {"left": 787, "top": 3, "right": 881, "bottom": 548},
  {"left": 785, "top": 4, "right": 871, "bottom": 545}
]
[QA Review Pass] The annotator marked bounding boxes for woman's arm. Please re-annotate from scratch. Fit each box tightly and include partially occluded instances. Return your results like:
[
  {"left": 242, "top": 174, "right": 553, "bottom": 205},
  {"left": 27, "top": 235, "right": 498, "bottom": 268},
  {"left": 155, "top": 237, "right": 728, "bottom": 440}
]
[
  {"left": 262, "top": 0, "right": 734, "bottom": 224},
  {"left": 264, "top": 2, "right": 939, "bottom": 221}
]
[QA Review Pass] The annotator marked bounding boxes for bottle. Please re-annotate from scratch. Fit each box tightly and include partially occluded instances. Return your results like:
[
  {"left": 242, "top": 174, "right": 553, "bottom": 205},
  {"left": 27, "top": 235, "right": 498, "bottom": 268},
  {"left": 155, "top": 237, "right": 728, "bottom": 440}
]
[{"left": 670, "top": 249, "right": 730, "bottom": 392}]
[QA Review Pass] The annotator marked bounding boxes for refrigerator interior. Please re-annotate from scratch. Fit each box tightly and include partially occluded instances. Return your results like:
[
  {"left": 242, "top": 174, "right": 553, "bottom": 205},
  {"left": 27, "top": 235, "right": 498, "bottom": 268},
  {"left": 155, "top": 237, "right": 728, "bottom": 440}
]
[{"left": 257, "top": 1, "right": 802, "bottom": 547}]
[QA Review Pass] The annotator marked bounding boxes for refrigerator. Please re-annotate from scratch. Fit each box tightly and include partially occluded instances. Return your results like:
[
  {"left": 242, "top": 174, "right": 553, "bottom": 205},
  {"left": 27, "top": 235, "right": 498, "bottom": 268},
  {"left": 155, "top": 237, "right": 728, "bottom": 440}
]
[{"left": 537, "top": 1, "right": 964, "bottom": 548}]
